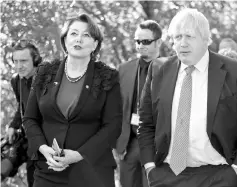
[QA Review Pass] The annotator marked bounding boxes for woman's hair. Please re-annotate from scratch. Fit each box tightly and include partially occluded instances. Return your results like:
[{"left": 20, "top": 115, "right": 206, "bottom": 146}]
[
  {"left": 60, "top": 13, "right": 103, "bottom": 60},
  {"left": 168, "top": 8, "right": 212, "bottom": 45},
  {"left": 218, "top": 48, "right": 237, "bottom": 60}
]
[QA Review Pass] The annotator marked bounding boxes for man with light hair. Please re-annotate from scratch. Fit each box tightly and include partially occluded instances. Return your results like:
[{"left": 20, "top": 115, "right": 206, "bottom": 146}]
[{"left": 138, "top": 8, "right": 237, "bottom": 187}]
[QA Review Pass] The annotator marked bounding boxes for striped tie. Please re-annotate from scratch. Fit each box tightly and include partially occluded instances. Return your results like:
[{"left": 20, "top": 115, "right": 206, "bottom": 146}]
[{"left": 170, "top": 65, "right": 195, "bottom": 176}]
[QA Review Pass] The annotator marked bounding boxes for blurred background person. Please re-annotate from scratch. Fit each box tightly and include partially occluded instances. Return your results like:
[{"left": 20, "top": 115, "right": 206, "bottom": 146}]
[
  {"left": 116, "top": 20, "right": 163, "bottom": 187},
  {"left": 218, "top": 37, "right": 237, "bottom": 52},
  {"left": 23, "top": 13, "right": 122, "bottom": 187},
  {"left": 4, "top": 40, "right": 42, "bottom": 187},
  {"left": 218, "top": 48, "right": 237, "bottom": 60}
]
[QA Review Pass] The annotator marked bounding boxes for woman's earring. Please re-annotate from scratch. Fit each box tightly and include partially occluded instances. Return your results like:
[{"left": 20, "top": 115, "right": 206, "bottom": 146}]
[
  {"left": 91, "top": 50, "right": 96, "bottom": 60},
  {"left": 91, "top": 51, "right": 94, "bottom": 56}
]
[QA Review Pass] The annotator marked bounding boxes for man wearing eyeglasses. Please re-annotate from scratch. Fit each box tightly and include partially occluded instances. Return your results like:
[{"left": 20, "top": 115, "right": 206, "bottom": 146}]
[
  {"left": 4, "top": 40, "right": 42, "bottom": 187},
  {"left": 116, "top": 20, "right": 163, "bottom": 187}
]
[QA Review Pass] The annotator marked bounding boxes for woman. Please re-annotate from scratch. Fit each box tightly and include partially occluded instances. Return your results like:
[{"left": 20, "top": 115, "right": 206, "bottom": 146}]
[{"left": 23, "top": 13, "right": 122, "bottom": 187}]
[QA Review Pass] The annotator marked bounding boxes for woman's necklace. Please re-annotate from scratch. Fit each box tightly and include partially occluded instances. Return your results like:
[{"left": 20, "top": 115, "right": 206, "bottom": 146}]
[{"left": 65, "top": 61, "right": 88, "bottom": 83}]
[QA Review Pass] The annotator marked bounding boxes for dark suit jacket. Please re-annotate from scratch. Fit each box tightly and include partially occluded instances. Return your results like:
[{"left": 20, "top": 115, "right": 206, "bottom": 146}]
[
  {"left": 23, "top": 58, "right": 122, "bottom": 185},
  {"left": 9, "top": 74, "right": 22, "bottom": 129},
  {"left": 9, "top": 74, "right": 32, "bottom": 129},
  {"left": 116, "top": 58, "right": 162, "bottom": 154},
  {"left": 138, "top": 51, "right": 237, "bottom": 166}
]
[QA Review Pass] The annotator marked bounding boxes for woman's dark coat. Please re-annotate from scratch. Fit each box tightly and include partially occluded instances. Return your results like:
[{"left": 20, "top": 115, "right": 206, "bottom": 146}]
[{"left": 23, "top": 58, "right": 122, "bottom": 186}]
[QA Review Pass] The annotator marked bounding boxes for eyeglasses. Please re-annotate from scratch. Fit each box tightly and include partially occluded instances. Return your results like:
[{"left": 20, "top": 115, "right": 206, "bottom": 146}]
[{"left": 135, "top": 38, "right": 159, "bottom": 45}]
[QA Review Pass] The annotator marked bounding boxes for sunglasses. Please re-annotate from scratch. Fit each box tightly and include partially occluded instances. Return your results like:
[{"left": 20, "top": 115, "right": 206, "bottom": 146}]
[{"left": 135, "top": 38, "right": 159, "bottom": 45}]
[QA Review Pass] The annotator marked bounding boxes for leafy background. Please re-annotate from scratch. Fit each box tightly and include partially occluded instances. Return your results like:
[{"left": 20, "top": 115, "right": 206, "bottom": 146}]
[{"left": 1, "top": 0, "right": 237, "bottom": 186}]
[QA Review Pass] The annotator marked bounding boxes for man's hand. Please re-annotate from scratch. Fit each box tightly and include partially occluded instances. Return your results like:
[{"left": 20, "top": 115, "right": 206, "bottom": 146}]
[
  {"left": 6, "top": 127, "right": 16, "bottom": 144},
  {"left": 231, "top": 165, "right": 237, "bottom": 175},
  {"left": 112, "top": 149, "right": 127, "bottom": 161},
  {"left": 117, "top": 150, "right": 127, "bottom": 160},
  {"left": 146, "top": 166, "right": 156, "bottom": 177}
]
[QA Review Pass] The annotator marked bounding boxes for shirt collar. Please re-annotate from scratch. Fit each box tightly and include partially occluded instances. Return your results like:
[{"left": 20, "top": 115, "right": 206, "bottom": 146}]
[
  {"left": 139, "top": 58, "right": 151, "bottom": 69},
  {"left": 21, "top": 76, "right": 33, "bottom": 87},
  {"left": 180, "top": 50, "right": 209, "bottom": 73},
  {"left": 21, "top": 76, "right": 32, "bottom": 81}
]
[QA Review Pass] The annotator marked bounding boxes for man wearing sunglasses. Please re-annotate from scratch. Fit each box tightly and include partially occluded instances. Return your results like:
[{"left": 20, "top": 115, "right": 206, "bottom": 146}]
[
  {"left": 116, "top": 20, "right": 163, "bottom": 187},
  {"left": 4, "top": 40, "right": 42, "bottom": 187}
]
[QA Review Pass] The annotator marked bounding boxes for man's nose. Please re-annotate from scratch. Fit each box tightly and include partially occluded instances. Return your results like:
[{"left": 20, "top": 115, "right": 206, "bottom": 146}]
[
  {"left": 137, "top": 43, "right": 145, "bottom": 49},
  {"left": 16, "top": 62, "right": 23, "bottom": 69},
  {"left": 180, "top": 37, "right": 188, "bottom": 47}
]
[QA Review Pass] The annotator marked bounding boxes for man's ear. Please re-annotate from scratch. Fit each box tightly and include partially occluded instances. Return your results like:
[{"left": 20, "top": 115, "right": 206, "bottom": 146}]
[
  {"left": 158, "top": 39, "right": 163, "bottom": 47},
  {"left": 155, "top": 39, "right": 162, "bottom": 49}
]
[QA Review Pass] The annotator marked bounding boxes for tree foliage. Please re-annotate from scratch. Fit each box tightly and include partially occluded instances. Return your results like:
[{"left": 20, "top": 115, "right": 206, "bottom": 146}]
[{"left": 1, "top": 1, "right": 237, "bottom": 186}]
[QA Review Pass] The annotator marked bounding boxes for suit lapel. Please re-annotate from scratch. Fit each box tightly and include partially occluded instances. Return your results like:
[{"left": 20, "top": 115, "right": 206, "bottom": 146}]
[
  {"left": 51, "top": 58, "right": 66, "bottom": 119},
  {"left": 206, "top": 51, "right": 226, "bottom": 137},
  {"left": 69, "top": 60, "right": 94, "bottom": 120},
  {"left": 125, "top": 59, "right": 139, "bottom": 111},
  {"left": 160, "top": 57, "right": 180, "bottom": 138},
  {"left": 157, "top": 52, "right": 226, "bottom": 140}
]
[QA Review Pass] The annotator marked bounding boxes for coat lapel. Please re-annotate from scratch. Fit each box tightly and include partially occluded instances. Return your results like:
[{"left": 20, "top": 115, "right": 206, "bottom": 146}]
[
  {"left": 127, "top": 59, "right": 139, "bottom": 109},
  {"left": 51, "top": 58, "right": 66, "bottom": 119},
  {"left": 206, "top": 51, "right": 226, "bottom": 137},
  {"left": 69, "top": 60, "right": 95, "bottom": 120},
  {"left": 160, "top": 57, "right": 180, "bottom": 138}
]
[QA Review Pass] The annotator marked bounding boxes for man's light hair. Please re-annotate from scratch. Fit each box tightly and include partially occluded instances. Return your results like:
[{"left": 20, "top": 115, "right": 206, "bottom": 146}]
[{"left": 168, "top": 8, "right": 212, "bottom": 45}]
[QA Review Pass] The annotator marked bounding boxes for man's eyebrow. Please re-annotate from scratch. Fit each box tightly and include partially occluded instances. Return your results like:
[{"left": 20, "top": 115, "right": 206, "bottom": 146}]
[{"left": 69, "top": 29, "right": 78, "bottom": 32}]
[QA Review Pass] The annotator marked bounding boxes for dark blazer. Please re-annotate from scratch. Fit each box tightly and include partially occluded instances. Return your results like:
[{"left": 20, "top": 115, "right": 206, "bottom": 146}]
[
  {"left": 116, "top": 58, "right": 163, "bottom": 154},
  {"left": 9, "top": 74, "right": 22, "bottom": 129},
  {"left": 23, "top": 58, "right": 122, "bottom": 185},
  {"left": 138, "top": 51, "right": 237, "bottom": 166},
  {"left": 9, "top": 74, "right": 33, "bottom": 129}
]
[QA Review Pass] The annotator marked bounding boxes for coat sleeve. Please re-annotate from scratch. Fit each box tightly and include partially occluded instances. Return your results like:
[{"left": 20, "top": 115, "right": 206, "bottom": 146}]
[
  {"left": 77, "top": 72, "right": 122, "bottom": 165},
  {"left": 23, "top": 69, "right": 47, "bottom": 160},
  {"left": 9, "top": 76, "right": 22, "bottom": 129},
  {"left": 234, "top": 79, "right": 237, "bottom": 165},
  {"left": 137, "top": 63, "right": 156, "bottom": 166}
]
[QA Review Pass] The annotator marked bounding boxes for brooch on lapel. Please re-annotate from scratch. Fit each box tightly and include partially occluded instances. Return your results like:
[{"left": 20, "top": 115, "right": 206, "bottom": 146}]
[{"left": 54, "top": 82, "right": 59, "bottom": 86}]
